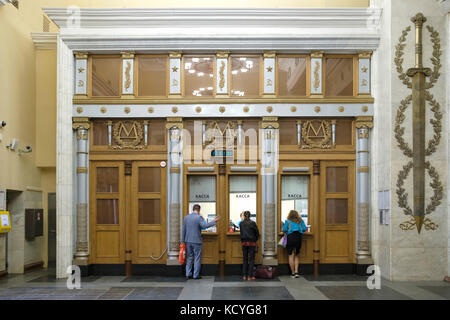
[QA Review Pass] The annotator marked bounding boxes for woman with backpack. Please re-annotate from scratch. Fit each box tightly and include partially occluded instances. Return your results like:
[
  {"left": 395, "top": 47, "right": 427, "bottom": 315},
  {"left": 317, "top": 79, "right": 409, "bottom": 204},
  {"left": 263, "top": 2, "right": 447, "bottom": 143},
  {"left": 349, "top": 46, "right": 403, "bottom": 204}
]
[
  {"left": 239, "top": 211, "right": 260, "bottom": 281},
  {"left": 282, "top": 210, "right": 307, "bottom": 278}
]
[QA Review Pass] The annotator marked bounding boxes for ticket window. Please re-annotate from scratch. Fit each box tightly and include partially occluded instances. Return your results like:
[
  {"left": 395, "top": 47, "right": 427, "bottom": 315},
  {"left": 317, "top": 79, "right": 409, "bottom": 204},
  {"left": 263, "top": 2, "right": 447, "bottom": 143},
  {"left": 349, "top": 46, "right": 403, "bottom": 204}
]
[
  {"left": 188, "top": 175, "right": 217, "bottom": 233},
  {"left": 281, "top": 175, "right": 309, "bottom": 231},
  {"left": 228, "top": 176, "right": 257, "bottom": 232}
]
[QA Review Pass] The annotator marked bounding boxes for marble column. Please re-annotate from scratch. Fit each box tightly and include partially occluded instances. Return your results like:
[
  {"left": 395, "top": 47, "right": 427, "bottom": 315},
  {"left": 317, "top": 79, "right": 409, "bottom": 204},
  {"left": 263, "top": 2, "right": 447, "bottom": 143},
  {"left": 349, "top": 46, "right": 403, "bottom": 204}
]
[
  {"left": 356, "top": 117, "right": 374, "bottom": 264},
  {"left": 56, "top": 38, "right": 74, "bottom": 279},
  {"left": 166, "top": 118, "right": 183, "bottom": 265},
  {"left": 72, "top": 118, "right": 90, "bottom": 266},
  {"left": 261, "top": 117, "right": 279, "bottom": 266}
]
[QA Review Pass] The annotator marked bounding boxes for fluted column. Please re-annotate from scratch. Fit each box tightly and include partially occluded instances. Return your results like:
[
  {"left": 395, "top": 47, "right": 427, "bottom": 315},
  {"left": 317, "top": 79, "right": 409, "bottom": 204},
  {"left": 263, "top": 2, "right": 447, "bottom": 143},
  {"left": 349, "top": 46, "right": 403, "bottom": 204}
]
[
  {"left": 72, "top": 117, "right": 90, "bottom": 266},
  {"left": 166, "top": 118, "right": 183, "bottom": 265},
  {"left": 261, "top": 117, "right": 279, "bottom": 266},
  {"left": 356, "top": 116, "right": 373, "bottom": 264}
]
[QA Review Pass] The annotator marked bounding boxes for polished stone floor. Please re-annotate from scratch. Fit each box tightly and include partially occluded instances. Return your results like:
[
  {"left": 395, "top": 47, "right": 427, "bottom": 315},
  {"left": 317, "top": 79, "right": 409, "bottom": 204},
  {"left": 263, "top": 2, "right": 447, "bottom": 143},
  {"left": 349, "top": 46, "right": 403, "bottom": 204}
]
[{"left": 0, "top": 268, "right": 448, "bottom": 300}]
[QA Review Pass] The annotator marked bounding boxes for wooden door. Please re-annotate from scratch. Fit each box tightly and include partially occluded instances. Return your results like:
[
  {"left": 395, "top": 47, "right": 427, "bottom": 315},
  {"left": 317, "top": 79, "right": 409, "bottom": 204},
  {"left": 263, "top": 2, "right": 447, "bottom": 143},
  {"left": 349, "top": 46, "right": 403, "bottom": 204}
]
[
  {"left": 131, "top": 161, "right": 166, "bottom": 264},
  {"left": 320, "top": 161, "right": 355, "bottom": 263},
  {"left": 90, "top": 161, "right": 125, "bottom": 264}
]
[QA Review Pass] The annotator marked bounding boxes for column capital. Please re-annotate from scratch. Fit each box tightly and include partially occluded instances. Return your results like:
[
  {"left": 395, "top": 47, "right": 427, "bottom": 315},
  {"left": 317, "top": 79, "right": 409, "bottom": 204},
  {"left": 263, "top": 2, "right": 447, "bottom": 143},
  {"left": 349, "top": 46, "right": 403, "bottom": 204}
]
[
  {"left": 261, "top": 117, "right": 279, "bottom": 129},
  {"left": 355, "top": 116, "right": 373, "bottom": 129},
  {"left": 121, "top": 51, "right": 135, "bottom": 59},
  {"left": 310, "top": 51, "right": 324, "bottom": 58},
  {"left": 169, "top": 51, "right": 182, "bottom": 59},
  {"left": 166, "top": 117, "right": 183, "bottom": 130},
  {"left": 72, "top": 117, "right": 90, "bottom": 130},
  {"left": 74, "top": 51, "right": 88, "bottom": 59},
  {"left": 216, "top": 51, "right": 230, "bottom": 58},
  {"left": 263, "top": 51, "right": 276, "bottom": 58},
  {"left": 358, "top": 51, "right": 373, "bottom": 59}
]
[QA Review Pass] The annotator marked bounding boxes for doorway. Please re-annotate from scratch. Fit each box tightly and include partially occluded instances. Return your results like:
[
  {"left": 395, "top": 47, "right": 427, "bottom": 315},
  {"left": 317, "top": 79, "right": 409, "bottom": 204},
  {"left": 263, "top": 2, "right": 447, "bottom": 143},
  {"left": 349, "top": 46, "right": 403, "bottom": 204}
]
[
  {"left": 47, "top": 193, "right": 56, "bottom": 268},
  {"left": 89, "top": 161, "right": 167, "bottom": 268}
]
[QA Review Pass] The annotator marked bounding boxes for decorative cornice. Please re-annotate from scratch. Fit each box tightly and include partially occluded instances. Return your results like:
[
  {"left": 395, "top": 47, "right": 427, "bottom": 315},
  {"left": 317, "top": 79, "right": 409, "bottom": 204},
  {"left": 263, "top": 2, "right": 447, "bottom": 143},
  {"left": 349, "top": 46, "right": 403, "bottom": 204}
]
[
  {"left": 31, "top": 32, "right": 58, "bottom": 50},
  {"left": 43, "top": 8, "right": 381, "bottom": 52}
]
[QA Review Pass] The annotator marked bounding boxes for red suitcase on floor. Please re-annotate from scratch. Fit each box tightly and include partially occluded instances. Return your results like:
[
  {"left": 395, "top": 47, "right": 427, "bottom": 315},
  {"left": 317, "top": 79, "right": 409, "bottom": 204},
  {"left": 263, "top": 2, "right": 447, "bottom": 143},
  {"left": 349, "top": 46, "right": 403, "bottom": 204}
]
[{"left": 254, "top": 265, "right": 276, "bottom": 279}]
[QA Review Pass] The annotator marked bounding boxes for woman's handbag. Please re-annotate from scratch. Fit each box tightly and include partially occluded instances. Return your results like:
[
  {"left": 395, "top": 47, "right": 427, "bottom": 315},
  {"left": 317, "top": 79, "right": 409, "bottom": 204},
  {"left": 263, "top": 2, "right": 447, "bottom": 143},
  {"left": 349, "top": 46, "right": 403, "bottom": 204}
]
[
  {"left": 179, "top": 243, "right": 186, "bottom": 265},
  {"left": 254, "top": 265, "right": 276, "bottom": 279},
  {"left": 278, "top": 234, "right": 287, "bottom": 248}
]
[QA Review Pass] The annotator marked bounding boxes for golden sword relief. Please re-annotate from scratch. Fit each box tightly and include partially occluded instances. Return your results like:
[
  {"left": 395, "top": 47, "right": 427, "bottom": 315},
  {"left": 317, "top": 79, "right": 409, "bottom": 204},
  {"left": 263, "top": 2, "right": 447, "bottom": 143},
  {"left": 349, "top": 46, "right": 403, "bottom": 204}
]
[{"left": 406, "top": 13, "right": 432, "bottom": 233}]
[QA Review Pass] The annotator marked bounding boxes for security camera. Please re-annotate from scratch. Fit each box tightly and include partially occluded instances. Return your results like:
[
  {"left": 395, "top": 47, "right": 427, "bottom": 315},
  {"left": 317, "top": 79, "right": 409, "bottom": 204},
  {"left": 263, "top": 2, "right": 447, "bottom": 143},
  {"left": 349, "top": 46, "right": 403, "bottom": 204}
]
[
  {"left": 18, "top": 145, "right": 32, "bottom": 155},
  {"left": 0, "top": 121, "right": 5, "bottom": 128}
]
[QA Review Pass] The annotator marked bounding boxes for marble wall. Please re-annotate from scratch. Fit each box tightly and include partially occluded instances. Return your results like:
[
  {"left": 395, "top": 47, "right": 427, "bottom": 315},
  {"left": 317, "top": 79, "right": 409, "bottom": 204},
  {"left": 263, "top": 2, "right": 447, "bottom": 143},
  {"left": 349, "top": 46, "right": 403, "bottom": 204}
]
[
  {"left": 371, "top": 0, "right": 449, "bottom": 281},
  {"left": 6, "top": 190, "right": 43, "bottom": 274}
]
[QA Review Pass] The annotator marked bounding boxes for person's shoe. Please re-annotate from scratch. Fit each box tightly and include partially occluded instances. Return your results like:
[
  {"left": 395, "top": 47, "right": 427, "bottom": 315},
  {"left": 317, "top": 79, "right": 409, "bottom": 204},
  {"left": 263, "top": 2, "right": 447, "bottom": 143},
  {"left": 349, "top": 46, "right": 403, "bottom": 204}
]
[
  {"left": 242, "top": 276, "right": 247, "bottom": 281},
  {"left": 248, "top": 276, "right": 256, "bottom": 281},
  {"left": 294, "top": 273, "right": 300, "bottom": 278},
  {"left": 193, "top": 276, "right": 202, "bottom": 280},
  {"left": 290, "top": 273, "right": 296, "bottom": 278}
]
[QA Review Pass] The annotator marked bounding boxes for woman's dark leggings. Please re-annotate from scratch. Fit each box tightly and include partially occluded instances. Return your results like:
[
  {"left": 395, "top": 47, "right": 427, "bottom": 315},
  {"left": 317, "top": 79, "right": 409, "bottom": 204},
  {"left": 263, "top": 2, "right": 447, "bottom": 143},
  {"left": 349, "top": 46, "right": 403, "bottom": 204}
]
[{"left": 242, "top": 246, "right": 256, "bottom": 277}]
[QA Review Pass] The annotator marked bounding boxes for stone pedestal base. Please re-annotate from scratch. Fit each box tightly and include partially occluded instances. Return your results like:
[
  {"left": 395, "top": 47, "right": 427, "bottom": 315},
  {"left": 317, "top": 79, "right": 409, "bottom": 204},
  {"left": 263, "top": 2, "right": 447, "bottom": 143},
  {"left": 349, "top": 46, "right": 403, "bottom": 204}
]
[
  {"left": 262, "top": 257, "right": 278, "bottom": 266},
  {"left": 166, "top": 258, "right": 181, "bottom": 266},
  {"left": 356, "top": 255, "right": 374, "bottom": 265},
  {"left": 72, "top": 256, "right": 89, "bottom": 266}
]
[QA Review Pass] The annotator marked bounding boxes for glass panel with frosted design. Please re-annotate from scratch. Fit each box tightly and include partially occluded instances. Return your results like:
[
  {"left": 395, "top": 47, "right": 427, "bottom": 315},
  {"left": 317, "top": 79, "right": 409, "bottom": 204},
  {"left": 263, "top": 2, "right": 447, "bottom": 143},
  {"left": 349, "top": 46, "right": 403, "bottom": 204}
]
[
  {"left": 138, "top": 199, "right": 160, "bottom": 224},
  {"left": 229, "top": 176, "right": 257, "bottom": 230},
  {"left": 139, "top": 167, "right": 160, "bottom": 193},
  {"left": 92, "top": 57, "right": 121, "bottom": 96},
  {"left": 189, "top": 176, "right": 216, "bottom": 232},
  {"left": 326, "top": 167, "right": 348, "bottom": 193},
  {"left": 231, "top": 56, "right": 260, "bottom": 97},
  {"left": 97, "top": 199, "right": 119, "bottom": 224},
  {"left": 325, "top": 58, "right": 353, "bottom": 96},
  {"left": 277, "top": 57, "right": 307, "bottom": 96},
  {"left": 326, "top": 199, "right": 348, "bottom": 224},
  {"left": 184, "top": 56, "right": 214, "bottom": 97},
  {"left": 281, "top": 176, "right": 309, "bottom": 230},
  {"left": 138, "top": 57, "right": 167, "bottom": 96},
  {"left": 97, "top": 168, "right": 119, "bottom": 193}
]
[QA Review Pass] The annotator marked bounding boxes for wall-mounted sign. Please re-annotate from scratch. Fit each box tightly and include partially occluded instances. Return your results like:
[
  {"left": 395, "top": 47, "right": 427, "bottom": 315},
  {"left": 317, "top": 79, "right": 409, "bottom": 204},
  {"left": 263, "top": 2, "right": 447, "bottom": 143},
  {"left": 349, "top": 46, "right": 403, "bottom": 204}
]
[
  {"left": 0, "top": 211, "right": 11, "bottom": 233},
  {"left": 211, "top": 150, "right": 233, "bottom": 158}
]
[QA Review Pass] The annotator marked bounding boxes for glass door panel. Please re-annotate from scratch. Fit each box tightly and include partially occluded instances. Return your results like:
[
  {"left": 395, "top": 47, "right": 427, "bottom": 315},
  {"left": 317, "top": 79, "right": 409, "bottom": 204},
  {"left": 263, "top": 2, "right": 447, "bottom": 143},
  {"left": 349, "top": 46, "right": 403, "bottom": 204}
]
[
  {"left": 228, "top": 175, "right": 257, "bottom": 232},
  {"left": 280, "top": 175, "right": 309, "bottom": 231},
  {"left": 188, "top": 175, "right": 217, "bottom": 233}
]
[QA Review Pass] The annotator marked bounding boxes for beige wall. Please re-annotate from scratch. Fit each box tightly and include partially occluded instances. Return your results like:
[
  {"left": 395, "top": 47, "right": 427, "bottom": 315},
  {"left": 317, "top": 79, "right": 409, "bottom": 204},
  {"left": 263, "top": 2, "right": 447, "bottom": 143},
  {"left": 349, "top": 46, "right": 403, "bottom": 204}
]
[
  {"left": 0, "top": 1, "right": 58, "bottom": 272},
  {"left": 35, "top": 50, "right": 57, "bottom": 168}
]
